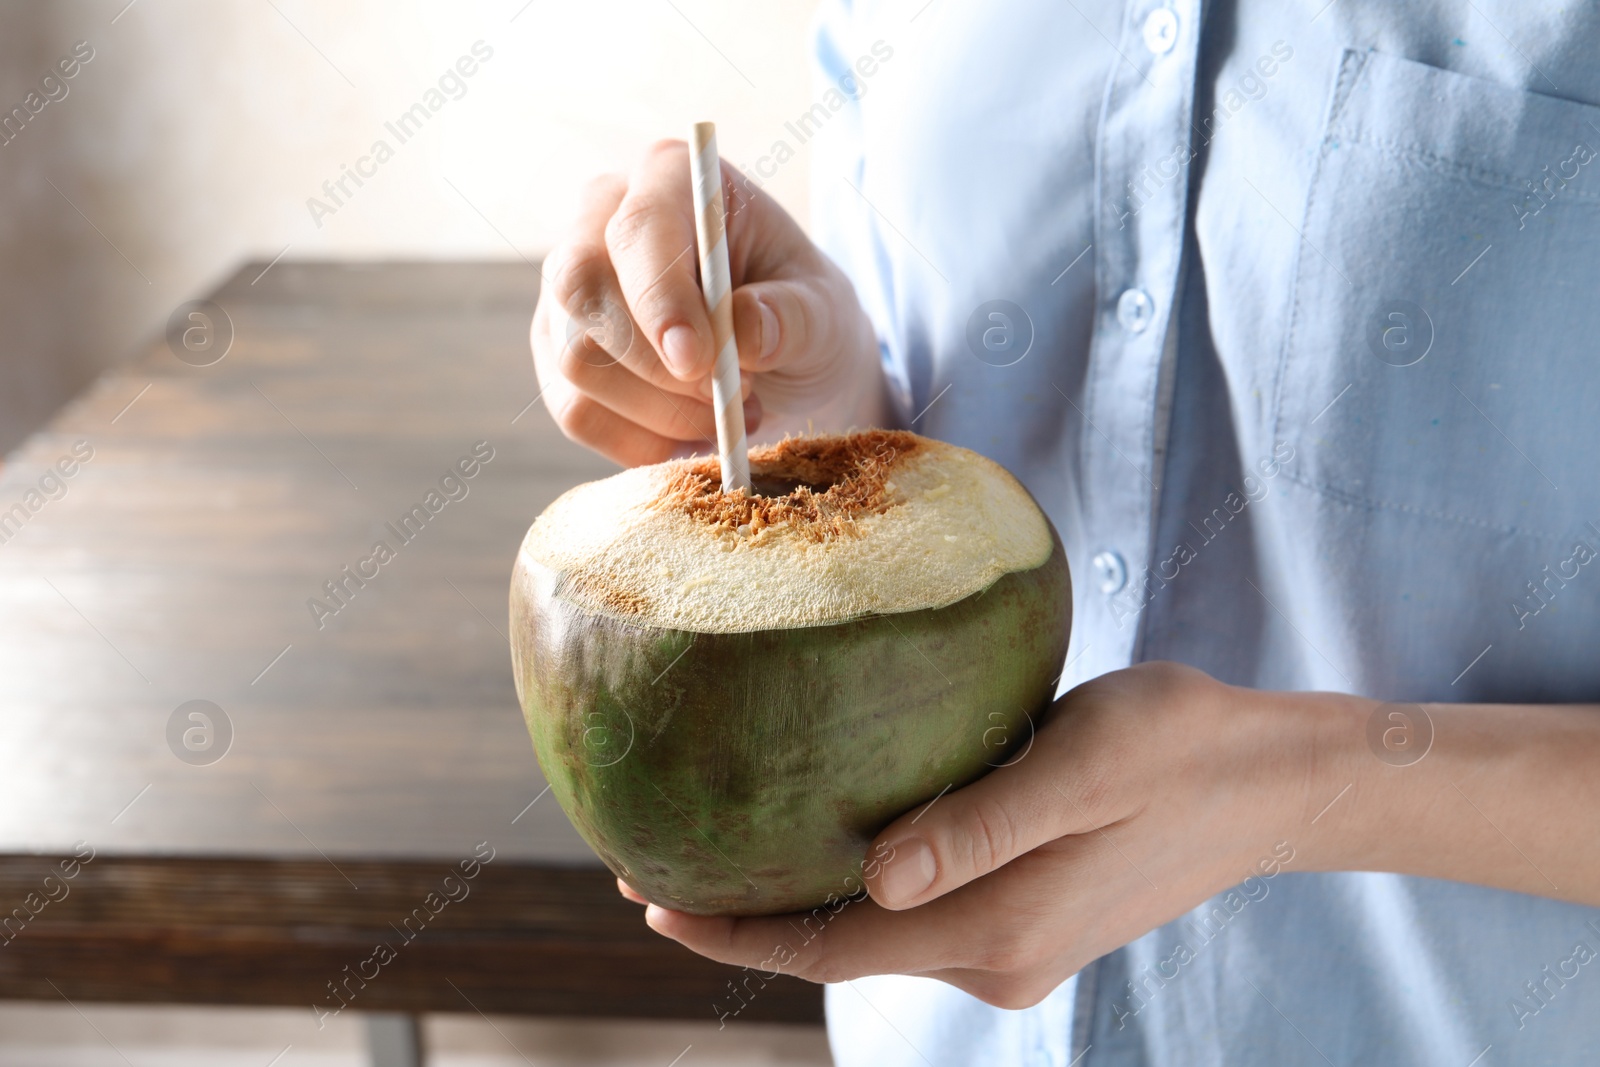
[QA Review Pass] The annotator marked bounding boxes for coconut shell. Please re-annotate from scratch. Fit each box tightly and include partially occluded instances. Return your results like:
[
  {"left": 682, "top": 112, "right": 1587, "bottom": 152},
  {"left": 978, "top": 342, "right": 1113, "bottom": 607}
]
[{"left": 509, "top": 431, "right": 1071, "bottom": 915}]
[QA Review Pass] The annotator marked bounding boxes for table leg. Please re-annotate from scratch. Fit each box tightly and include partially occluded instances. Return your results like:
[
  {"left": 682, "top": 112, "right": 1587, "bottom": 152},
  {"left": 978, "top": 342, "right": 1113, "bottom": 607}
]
[{"left": 365, "top": 1012, "right": 424, "bottom": 1067}]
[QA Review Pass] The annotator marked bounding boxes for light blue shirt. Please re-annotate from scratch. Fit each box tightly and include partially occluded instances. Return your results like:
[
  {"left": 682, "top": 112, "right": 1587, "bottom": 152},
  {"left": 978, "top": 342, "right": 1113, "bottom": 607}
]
[{"left": 809, "top": 1, "right": 1600, "bottom": 1063}]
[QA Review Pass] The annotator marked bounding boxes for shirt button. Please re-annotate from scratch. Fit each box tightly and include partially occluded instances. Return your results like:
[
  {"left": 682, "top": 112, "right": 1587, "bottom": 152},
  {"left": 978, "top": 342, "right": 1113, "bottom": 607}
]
[
  {"left": 1142, "top": 8, "right": 1179, "bottom": 55},
  {"left": 1116, "top": 288, "right": 1154, "bottom": 333},
  {"left": 1092, "top": 549, "right": 1128, "bottom": 596}
]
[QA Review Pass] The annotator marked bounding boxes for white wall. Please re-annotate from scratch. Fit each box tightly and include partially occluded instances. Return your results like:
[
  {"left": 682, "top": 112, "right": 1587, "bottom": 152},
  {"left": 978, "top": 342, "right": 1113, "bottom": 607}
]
[{"left": 0, "top": 0, "right": 824, "bottom": 451}]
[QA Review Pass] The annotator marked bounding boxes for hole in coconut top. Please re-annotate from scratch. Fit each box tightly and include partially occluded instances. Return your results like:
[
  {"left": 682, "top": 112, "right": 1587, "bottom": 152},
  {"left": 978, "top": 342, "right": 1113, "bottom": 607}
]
[
  {"left": 749, "top": 472, "right": 840, "bottom": 500},
  {"left": 655, "top": 430, "right": 921, "bottom": 542}
]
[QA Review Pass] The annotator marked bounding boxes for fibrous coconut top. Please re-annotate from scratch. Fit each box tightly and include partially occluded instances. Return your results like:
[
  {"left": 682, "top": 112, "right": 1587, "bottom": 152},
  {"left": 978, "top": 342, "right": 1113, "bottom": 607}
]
[{"left": 521, "top": 430, "right": 1052, "bottom": 633}]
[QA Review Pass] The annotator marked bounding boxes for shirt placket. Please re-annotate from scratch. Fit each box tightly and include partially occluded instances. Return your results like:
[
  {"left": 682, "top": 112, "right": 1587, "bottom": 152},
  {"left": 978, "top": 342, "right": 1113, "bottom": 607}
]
[{"left": 1075, "top": 0, "right": 1203, "bottom": 680}]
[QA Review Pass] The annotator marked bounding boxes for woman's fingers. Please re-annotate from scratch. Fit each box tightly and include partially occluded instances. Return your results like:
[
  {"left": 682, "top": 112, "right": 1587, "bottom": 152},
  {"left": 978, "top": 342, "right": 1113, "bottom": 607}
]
[
  {"left": 565, "top": 349, "right": 764, "bottom": 443},
  {"left": 863, "top": 703, "right": 1123, "bottom": 912},
  {"left": 605, "top": 140, "right": 717, "bottom": 382},
  {"left": 534, "top": 141, "right": 884, "bottom": 458},
  {"left": 641, "top": 833, "right": 1124, "bottom": 1009},
  {"left": 538, "top": 371, "right": 686, "bottom": 468}
]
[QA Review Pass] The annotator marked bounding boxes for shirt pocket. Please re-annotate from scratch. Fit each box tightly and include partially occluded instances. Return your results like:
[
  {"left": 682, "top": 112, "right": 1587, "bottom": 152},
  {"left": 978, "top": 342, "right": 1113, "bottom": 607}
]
[{"left": 1271, "top": 49, "right": 1600, "bottom": 542}]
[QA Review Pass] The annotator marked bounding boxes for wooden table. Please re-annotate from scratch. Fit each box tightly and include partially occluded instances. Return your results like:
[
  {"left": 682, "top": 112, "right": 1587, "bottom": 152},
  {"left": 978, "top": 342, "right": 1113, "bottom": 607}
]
[{"left": 0, "top": 262, "right": 821, "bottom": 1051}]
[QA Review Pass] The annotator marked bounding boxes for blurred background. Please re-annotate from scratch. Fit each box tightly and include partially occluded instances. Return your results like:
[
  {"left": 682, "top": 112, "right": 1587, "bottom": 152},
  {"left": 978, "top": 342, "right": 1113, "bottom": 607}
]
[
  {"left": 0, "top": 1, "right": 837, "bottom": 1064},
  {"left": 1, "top": 0, "right": 820, "bottom": 452}
]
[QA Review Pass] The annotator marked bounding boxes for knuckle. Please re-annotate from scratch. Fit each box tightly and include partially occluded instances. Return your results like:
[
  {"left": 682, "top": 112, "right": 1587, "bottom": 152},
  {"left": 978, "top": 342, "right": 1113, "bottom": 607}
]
[
  {"left": 555, "top": 325, "right": 612, "bottom": 379},
  {"left": 795, "top": 288, "right": 820, "bottom": 350},
  {"left": 955, "top": 793, "right": 1018, "bottom": 876},
  {"left": 790, "top": 941, "right": 848, "bottom": 986},
  {"left": 603, "top": 195, "right": 656, "bottom": 260},
  {"left": 1068, "top": 763, "right": 1120, "bottom": 824},
  {"left": 547, "top": 240, "right": 610, "bottom": 312},
  {"left": 583, "top": 170, "right": 627, "bottom": 202},
  {"left": 1139, "top": 659, "right": 1200, "bottom": 693},
  {"left": 643, "top": 137, "right": 687, "bottom": 164},
  {"left": 972, "top": 973, "right": 1051, "bottom": 1011},
  {"left": 780, "top": 287, "right": 815, "bottom": 358},
  {"left": 547, "top": 388, "right": 590, "bottom": 440},
  {"left": 603, "top": 229, "right": 681, "bottom": 321},
  {"left": 555, "top": 340, "right": 590, "bottom": 382},
  {"left": 977, "top": 929, "right": 1037, "bottom": 977}
]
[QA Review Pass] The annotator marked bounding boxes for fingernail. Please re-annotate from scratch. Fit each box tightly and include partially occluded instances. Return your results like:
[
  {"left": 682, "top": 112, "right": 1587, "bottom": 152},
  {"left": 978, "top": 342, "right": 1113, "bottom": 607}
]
[
  {"left": 662, "top": 324, "right": 700, "bottom": 377},
  {"left": 876, "top": 838, "right": 936, "bottom": 907},
  {"left": 757, "top": 298, "right": 780, "bottom": 361}
]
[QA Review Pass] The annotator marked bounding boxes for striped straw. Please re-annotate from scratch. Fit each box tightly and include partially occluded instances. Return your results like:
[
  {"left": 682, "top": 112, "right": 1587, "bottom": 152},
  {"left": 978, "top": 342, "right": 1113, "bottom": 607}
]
[{"left": 688, "top": 121, "right": 752, "bottom": 494}]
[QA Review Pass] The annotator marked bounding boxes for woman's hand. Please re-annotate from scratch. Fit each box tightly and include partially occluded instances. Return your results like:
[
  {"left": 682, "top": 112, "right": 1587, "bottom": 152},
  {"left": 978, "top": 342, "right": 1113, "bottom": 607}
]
[
  {"left": 629, "top": 662, "right": 1339, "bottom": 1007},
  {"left": 625, "top": 661, "right": 1600, "bottom": 1007},
  {"left": 531, "top": 140, "right": 887, "bottom": 467}
]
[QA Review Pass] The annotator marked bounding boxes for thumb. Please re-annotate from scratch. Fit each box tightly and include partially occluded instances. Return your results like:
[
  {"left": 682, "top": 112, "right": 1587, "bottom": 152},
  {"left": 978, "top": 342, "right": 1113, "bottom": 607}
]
[
  {"left": 863, "top": 736, "right": 1102, "bottom": 911},
  {"left": 730, "top": 277, "right": 830, "bottom": 375}
]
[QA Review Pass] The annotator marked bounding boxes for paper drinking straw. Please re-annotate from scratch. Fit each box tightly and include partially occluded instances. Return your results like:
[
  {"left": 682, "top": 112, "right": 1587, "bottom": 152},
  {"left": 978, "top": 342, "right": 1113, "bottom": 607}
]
[{"left": 688, "top": 121, "right": 752, "bottom": 494}]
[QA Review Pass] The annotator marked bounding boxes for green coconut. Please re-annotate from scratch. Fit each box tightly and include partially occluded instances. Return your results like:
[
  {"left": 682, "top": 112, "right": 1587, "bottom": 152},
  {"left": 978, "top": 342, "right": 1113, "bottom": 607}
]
[{"left": 509, "top": 429, "right": 1070, "bottom": 916}]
